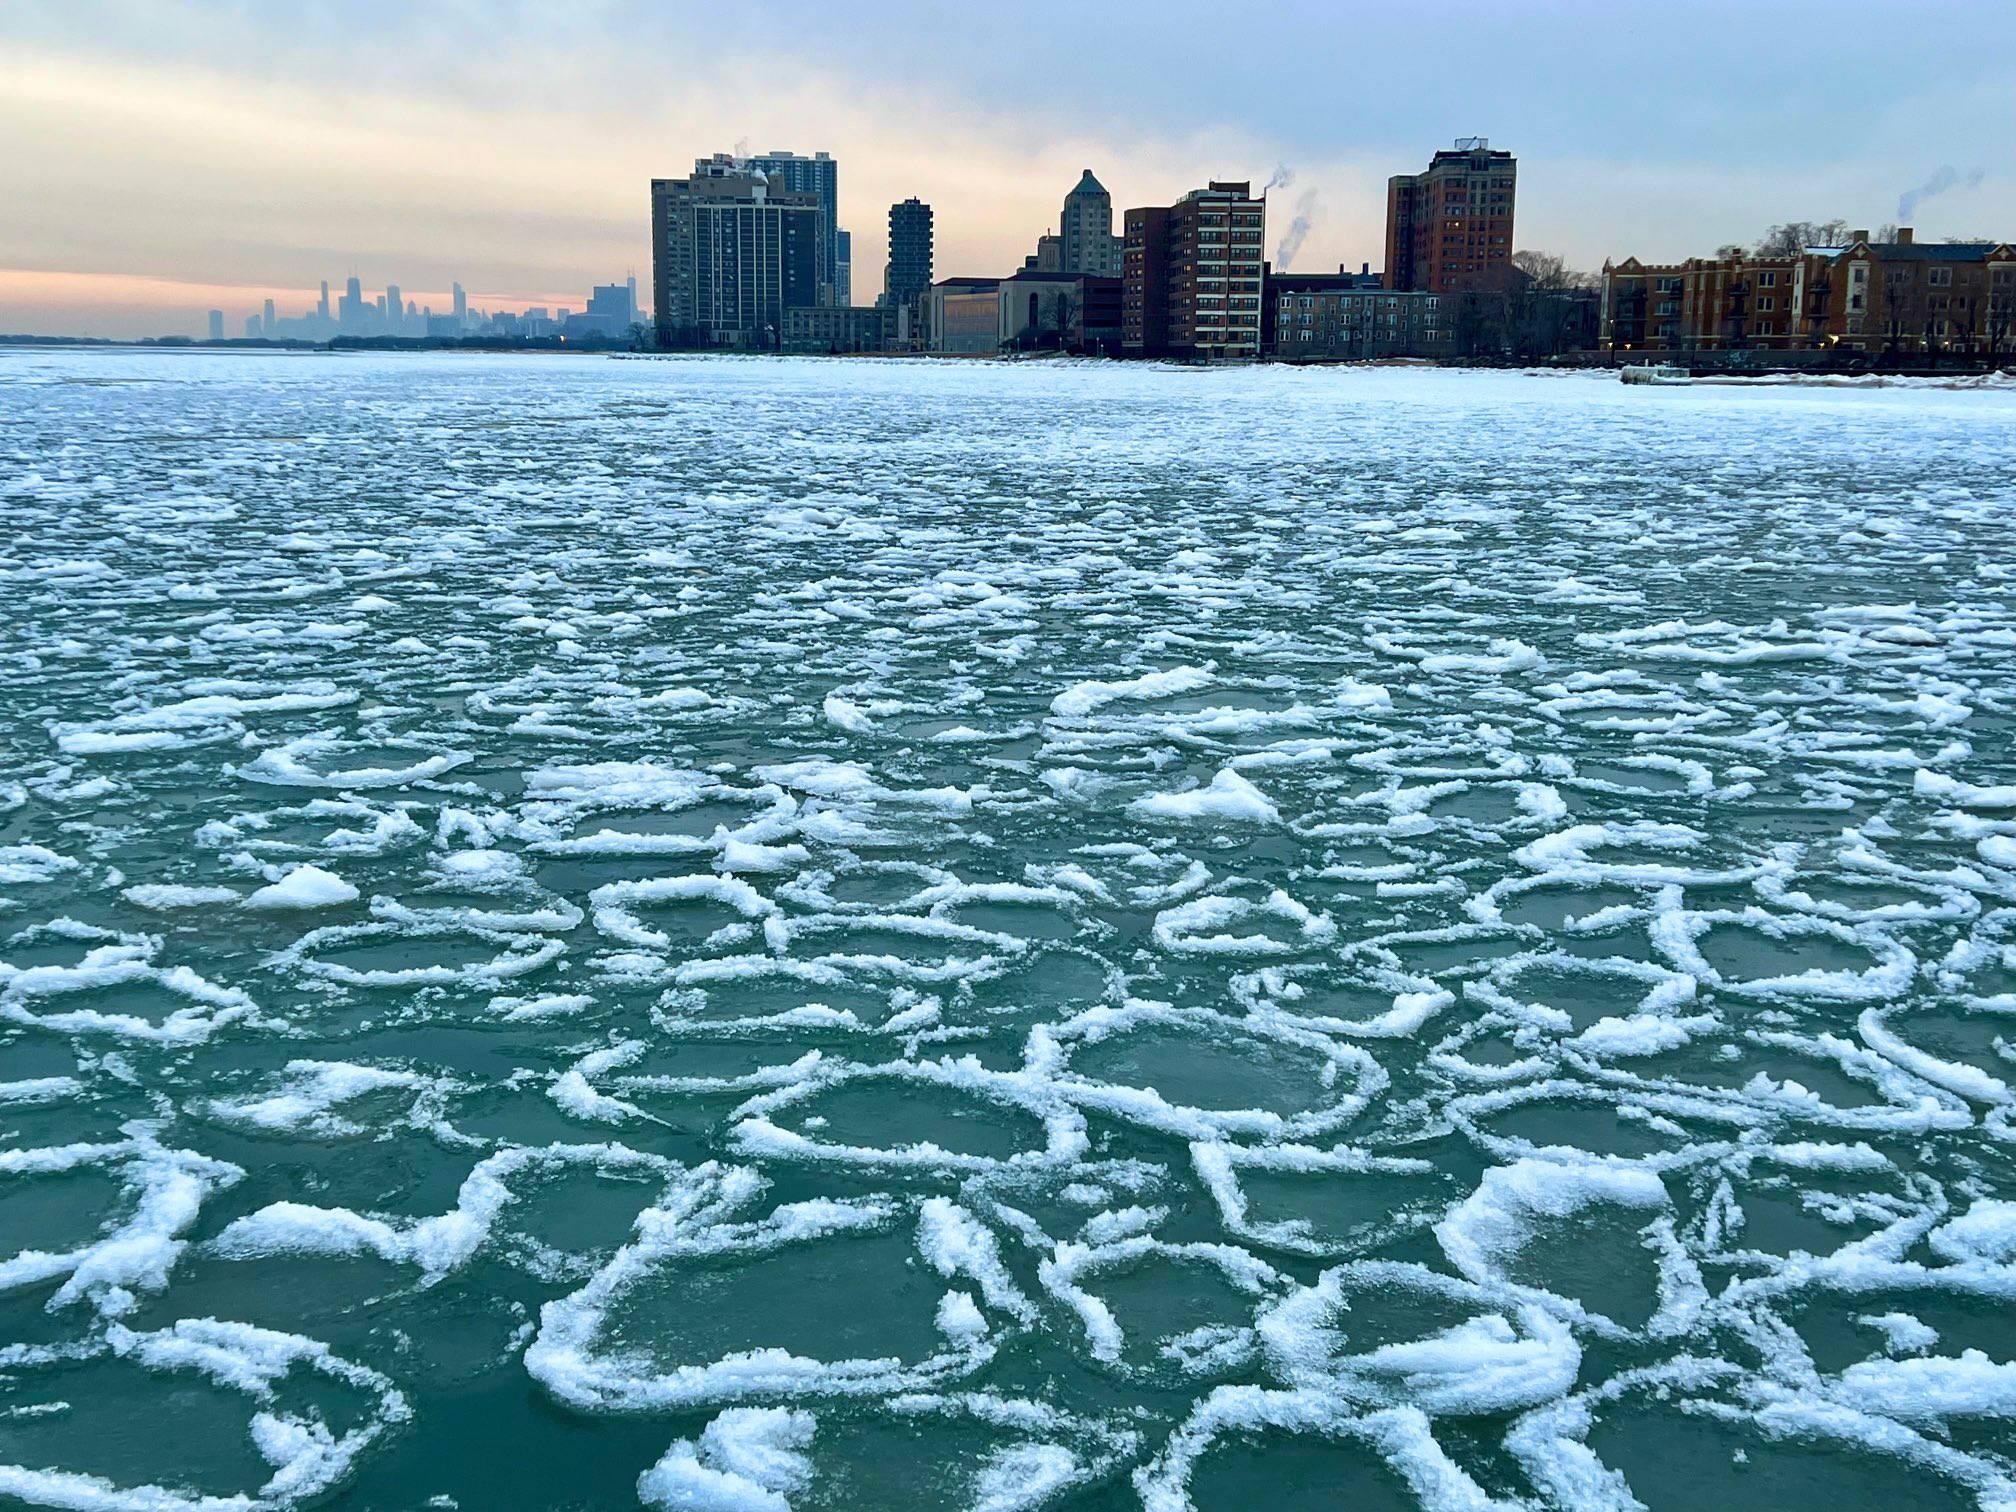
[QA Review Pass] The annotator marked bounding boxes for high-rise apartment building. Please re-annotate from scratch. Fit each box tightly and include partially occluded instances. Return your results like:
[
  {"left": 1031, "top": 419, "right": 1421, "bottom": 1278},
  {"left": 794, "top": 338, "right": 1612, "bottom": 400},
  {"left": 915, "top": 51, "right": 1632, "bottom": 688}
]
[
  {"left": 886, "top": 199, "right": 934, "bottom": 309},
  {"left": 652, "top": 173, "right": 825, "bottom": 347},
  {"left": 697, "top": 150, "right": 840, "bottom": 304},
  {"left": 1384, "top": 138, "right": 1517, "bottom": 294},
  {"left": 1122, "top": 181, "right": 1265, "bottom": 358},
  {"left": 1061, "top": 170, "right": 1119, "bottom": 277},
  {"left": 836, "top": 230, "right": 852, "bottom": 306}
]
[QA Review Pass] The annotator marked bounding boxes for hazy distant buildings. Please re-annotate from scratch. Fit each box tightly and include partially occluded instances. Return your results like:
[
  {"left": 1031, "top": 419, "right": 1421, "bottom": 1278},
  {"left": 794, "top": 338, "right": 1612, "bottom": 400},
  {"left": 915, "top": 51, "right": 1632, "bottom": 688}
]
[
  {"left": 1061, "top": 170, "right": 1119, "bottom": 276},
  {"left": 262, "top": 298, "right": 276, "bottom": 335},
  {"left": 564, "top": 282, "right": 639, "bottom": 338},
  {"left": 1123, "top": 181, "right": 1265, "bottom": 358},
  {"left": 207, "top": 310, "right": 224, "bottom": 340},
  {"left": 1385, "top": 138, "right": 1517, "bottom": 294},
  {"left": 886, "top": 198, "right": 934, "bottom": 310},
  {"left": 653, "top": 172, "right": 825, "bottom": 347}
]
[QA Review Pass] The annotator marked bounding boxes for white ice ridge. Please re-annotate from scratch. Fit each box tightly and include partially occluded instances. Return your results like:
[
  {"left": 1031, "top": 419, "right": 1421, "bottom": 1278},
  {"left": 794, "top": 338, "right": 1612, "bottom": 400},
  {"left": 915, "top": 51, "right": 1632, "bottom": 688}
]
[
  {"left": 237, "top": 730, "right": 473, "bottom": 789},
  {"left": 1, "top": 1131, "right": 243, "bottom": 1316},
  {"left": 211, "top": 1143, "right": 681, "bottom": 1282},
  {"left": 0, "top": 1317, "right": 409, "bottom": 1509},
  {"left": 1049, "top": 664, "right": 1214, "bottom": 718},
  {"left": 1131, "top": 767, "right": 1282, "bottom": 824},
  {"left": 1, "top": 928, "right": 266, "bottom": 1043},
  {"left": 525, "top": 1164, "right": 1019, "bottom": 1411}
]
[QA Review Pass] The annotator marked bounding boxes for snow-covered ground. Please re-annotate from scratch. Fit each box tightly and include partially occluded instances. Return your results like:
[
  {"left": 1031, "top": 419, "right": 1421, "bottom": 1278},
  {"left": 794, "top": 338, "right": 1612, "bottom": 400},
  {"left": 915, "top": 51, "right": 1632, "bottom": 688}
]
[{"left": 2, "top": 349, "right": 2015, "bottom": 1509}]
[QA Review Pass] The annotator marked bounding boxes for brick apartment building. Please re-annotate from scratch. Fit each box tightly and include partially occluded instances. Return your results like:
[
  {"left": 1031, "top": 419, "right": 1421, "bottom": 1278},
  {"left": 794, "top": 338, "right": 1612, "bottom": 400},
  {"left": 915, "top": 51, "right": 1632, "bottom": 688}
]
[
  {"left": 1602, "top": 229, "right": 2016, "bottom": 354},
  {"left": 1385, "top": 138, "right": 1517, "bottom": 294},
  {"left": 1123, "top": 182, "right": 1266, "bottom": 358}
]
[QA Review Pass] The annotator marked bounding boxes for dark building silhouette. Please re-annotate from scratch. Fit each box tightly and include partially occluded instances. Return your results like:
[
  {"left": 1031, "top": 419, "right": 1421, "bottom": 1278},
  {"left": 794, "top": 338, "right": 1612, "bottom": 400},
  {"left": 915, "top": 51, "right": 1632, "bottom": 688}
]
[{"left": 886, "top": 198, "right": 934, "bottom": 309}]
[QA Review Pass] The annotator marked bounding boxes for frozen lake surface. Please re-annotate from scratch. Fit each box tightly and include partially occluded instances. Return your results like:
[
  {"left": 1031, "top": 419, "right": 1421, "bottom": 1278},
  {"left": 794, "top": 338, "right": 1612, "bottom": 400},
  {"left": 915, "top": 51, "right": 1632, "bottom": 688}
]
[{"left": 3, "top": 349, "right": 2016, "bottom": 1510}]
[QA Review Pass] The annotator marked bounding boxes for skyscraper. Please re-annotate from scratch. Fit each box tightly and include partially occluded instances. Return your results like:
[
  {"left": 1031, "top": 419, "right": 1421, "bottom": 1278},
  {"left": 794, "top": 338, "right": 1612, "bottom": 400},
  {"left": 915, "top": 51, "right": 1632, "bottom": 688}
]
[
  {"left": 452, "top": 282, "right": 467, "bottom": 331},
  {"left": 338, "top": 276, "right": 366, "bottom": 334},
  {"left": 886, "top": 199, "right": 933, "bottom": 310},
  {"left": 1061, "top": 170, "right": 1119, "bottom": 277},
  {"left": 652, "top": 172, "right": 825, "bottom": 347},
  {"left": 263, "top": 298, "right": 277, "bottom": 335},
  {"left": 385, "top": 284, "right": 402, "bottom": 336},
  {"left": 697, "top": 150, "right": 840, "bottom": 304},
  {"left": 1384, "top": 138, "right": 1517, "bottom": 294},
  {"left": 318, "top": 281, "right": 330, "bottom": 322},
  {"left": 836, "top": 230, "right": 852, "bottom": 306},
  {"left": 207, "top": 310, "right": 224, "bottom": 340}
]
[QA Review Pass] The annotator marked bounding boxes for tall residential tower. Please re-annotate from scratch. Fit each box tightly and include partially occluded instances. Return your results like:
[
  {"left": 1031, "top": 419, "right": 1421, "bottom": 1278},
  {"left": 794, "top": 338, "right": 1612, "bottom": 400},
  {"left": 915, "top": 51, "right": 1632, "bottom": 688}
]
[
  {"left": 697, "top": 150, "right": 840, "bottom": 304},
  {"left": 652, "top": 172, "right": 825, "bottom": 347},
  {"left": 1122, "top": 181, "right": 1265, "bottom": 359},
  {"left": 886, "top": 198, "right": 934, "bottom": 309},
  {"left": 1384, "top": 138, "right": 1517, "bottom": 294}
]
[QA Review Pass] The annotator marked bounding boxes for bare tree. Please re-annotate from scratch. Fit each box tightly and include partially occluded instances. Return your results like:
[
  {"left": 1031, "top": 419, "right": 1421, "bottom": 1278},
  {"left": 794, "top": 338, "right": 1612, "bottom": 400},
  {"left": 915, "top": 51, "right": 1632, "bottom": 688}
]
[
  {"left": 1751, "top": 220, "right": 1853, "bottom": 256},
  {"left": 1510, "top": 250, "right": 1593, "bottom": 291},
  {"left": 1050, "top": 291, "right": 1078, "bottom": 351}
]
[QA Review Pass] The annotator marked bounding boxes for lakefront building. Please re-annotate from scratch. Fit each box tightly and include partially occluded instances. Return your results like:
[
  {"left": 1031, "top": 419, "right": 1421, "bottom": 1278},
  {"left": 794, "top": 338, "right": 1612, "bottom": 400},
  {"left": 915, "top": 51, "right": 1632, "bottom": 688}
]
[
  {"left": 1123, "top": 181, "right": 1266, "bottom": 358},
  {"left": 1385, "top": 138, "right": 1517, "bottom": 294},
  {"left": 651, "top": 172, "right": 825, "bottom": 348},
  {"left": 781, "top": 304, "right": 895, "bottom": 353},
  {"left": 924, "top": 277, "right": 1002, "bottom": 354},
  {"left": 998, "top": 270, "right": 1124, "bottom": 353},
  {"left": 697, "top": 150, "right": 841, "bottom": 305},
  {"left": 1601, "top": 230, "right": 2016, "bottom": 354}
]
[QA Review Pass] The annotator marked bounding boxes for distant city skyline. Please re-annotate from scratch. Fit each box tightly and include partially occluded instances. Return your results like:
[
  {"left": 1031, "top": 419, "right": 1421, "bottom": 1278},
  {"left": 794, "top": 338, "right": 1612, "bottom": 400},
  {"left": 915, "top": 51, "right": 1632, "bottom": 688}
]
[{"left": 3, "top": 0, "right": 2013, "bottom": 336}]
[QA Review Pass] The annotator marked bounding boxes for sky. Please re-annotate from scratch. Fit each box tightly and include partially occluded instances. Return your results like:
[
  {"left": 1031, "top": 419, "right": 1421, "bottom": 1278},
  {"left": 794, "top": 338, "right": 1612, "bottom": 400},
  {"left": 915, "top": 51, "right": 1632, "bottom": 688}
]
[{"left": 3, "top": 0, "right": 2013, "bottom": 337}]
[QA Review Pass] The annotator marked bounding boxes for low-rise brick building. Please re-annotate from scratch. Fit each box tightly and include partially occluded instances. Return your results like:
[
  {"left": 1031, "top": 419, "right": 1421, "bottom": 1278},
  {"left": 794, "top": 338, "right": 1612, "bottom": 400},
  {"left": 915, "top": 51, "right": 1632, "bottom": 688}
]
[
  {"left": 1602, "top": 229, "right": 2016, "bottom": 355},
  {"left": 781, "top": 304, "right": 896, "bottom": 353}
]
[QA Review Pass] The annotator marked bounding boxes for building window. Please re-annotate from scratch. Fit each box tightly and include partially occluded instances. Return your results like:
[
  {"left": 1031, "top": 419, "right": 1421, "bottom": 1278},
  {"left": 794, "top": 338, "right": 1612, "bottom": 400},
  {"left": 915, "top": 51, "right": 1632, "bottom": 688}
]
[
  {"left": 1928, "top": 267, "right": 1953, "bottom": 287},
  {"left": 1758, "top": 271, "right": 1777, "bottom": 287}
]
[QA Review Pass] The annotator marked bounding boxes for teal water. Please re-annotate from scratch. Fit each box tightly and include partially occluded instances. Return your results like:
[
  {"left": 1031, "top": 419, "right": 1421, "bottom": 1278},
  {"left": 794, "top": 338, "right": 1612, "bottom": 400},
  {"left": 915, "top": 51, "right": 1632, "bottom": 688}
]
[{"left": 2, "top": 350, "right": 2015, "bottom": 1509}]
